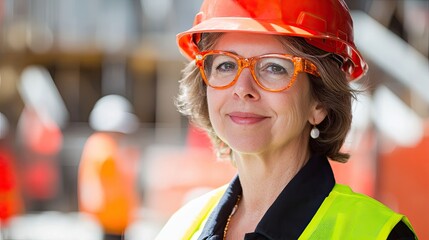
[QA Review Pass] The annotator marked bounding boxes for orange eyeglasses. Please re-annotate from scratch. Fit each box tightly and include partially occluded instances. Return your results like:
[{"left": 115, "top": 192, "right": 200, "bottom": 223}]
[{"left": 195, "top": 50, "right": 320, "bottom": 92}]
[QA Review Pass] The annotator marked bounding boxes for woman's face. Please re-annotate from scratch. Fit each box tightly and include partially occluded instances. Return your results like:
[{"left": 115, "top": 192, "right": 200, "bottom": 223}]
[{"left": 207, "top": 33, "right": 325, "bottom": 156}]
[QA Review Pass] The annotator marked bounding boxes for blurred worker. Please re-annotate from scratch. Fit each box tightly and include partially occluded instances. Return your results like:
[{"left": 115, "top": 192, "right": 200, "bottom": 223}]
[
  {"left": 16, "top": 66, "right": 67, "bottom": 210},
  {"left": 78, "top": 95, "right": 140, "bottom": 240},
  {"left": 156, "top": 0, "right": 417, "bottom": 239}
]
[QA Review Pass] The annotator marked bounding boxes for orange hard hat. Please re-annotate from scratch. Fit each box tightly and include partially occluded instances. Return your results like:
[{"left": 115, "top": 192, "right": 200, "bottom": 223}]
[{"left": 177, "top": 0, "right": 368, "bottom": 81}]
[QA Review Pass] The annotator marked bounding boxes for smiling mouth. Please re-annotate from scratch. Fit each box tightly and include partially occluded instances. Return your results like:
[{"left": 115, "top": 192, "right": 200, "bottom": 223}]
[{"left": 228, "top": 112, "right": 269, "bottom": 125}]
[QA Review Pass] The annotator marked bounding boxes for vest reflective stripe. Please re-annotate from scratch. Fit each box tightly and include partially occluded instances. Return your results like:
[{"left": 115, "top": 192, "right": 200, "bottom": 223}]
[{"left": 184, "top": 184, "right": 415, "bottom": 239}]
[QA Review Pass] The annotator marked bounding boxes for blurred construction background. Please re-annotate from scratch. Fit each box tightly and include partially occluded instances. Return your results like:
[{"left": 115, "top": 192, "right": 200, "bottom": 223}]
[{"left": 0, "top": 0, "right": 428, "bottom": 239}]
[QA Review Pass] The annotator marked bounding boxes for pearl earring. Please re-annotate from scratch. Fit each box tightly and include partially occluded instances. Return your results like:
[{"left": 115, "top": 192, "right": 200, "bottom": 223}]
[{"left": 310, "top": 124, "right": 320, "bottom": 139}]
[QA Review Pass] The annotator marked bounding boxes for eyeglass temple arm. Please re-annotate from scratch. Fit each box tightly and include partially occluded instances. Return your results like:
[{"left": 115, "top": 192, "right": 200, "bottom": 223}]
[{"left": 303, "top": 60, "right": 320, "bottom": 77}]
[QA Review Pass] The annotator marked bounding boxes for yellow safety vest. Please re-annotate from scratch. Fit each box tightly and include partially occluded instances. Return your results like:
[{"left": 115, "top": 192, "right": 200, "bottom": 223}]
[
  {"left": 180, "top": 184, "right": 416, "bottom": 240},
  {"left": 299, "top": 184, "right": 415, "bottom": 239}
]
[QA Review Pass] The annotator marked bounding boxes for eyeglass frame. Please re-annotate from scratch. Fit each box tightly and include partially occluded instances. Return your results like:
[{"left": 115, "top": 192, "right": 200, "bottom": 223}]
[{"left": 195, "top": 50, "right": 320, "bottom": 92}]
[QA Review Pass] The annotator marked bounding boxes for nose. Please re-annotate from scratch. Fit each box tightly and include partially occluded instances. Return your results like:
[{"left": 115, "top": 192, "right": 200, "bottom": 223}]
[{"left": 232, "top": 68, "right": 260, "bottom": 100}]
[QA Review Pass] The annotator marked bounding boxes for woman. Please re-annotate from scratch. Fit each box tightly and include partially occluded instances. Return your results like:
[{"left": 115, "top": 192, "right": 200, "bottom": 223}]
[{"left": 156, "top": 0, "right": 417, "bottom": 239}]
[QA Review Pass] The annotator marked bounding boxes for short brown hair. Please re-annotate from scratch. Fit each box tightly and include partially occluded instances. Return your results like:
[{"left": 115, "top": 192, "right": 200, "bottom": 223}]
[{"left": 176, "top": 33, "right": 358, "bottom": 163}]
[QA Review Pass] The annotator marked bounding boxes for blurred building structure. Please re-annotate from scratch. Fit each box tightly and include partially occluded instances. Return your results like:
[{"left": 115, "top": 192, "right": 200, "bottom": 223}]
[{"left": 0, "top": 0, "right": 428, "bottom": 239}]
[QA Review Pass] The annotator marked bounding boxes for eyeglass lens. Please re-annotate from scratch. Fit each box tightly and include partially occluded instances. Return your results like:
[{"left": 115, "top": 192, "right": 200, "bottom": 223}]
[{"left": 203, "top": 53, "right": 296, "bottom": 90}]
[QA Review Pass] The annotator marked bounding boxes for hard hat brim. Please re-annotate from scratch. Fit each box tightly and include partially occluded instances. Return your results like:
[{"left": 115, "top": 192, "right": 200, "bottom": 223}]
[{"left": 177, "top": 17, "right": 317, "bottom": 58}]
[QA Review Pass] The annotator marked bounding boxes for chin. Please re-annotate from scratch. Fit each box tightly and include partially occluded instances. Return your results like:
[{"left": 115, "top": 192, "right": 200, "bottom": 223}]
[{"left": 228, "top": 141, "right": 268, "bottom": 155}]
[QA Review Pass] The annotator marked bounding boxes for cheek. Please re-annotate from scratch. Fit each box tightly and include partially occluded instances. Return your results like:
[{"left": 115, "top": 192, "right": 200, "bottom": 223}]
[
  {"left": 275, "top": 99, "right": 306, "bottom": 132},
  {"left": 206, "top": 88, "right": 216, "bottom": 114},
  {"left": 274, "top": 89, "right": 313, "bottom": 130},
  {"left": 283, "top": 101, "right": 309, "bottom": 130},
  {"left": 206, "top": 89, "right": 223, "bottom": 128},
  {"left": 286, "top": 77, "right": 314, "bottom": 121}
]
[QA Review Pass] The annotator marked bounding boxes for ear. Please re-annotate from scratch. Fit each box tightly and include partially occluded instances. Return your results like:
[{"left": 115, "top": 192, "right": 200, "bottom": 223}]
[{"left": 308, "top": 101, "right": 327, "bottom": 125}]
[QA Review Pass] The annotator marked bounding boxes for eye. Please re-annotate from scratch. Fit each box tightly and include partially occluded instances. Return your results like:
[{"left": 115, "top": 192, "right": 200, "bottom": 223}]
[
  {"left": 211, "top": 54, "right": 238, "bottom": 73},
  {"left": 264, "top": 63, "right": 288, "bottom": 75},
  {"left": 216, "top": 61, "right": 237, "bottom": 72},
  {"left": 257, "top": 57, "right": 294, "bottom": 77}
]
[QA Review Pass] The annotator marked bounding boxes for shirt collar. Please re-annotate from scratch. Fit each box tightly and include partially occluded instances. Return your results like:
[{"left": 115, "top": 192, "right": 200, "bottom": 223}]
[{"left": 198, "top": 155, "right": 335, "bottom": 240}]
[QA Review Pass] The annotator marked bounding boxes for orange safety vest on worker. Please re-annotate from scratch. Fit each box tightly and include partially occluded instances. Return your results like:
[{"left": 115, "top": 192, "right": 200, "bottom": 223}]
[{"left": 78, "top": 132, "right": 140, "bottom": 235}]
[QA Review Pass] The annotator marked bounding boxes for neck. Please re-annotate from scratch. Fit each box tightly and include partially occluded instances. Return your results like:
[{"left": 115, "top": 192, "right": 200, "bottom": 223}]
[
  {"left": 225, "top": 149, "right": 311, "bottom": 239},
  {"left": 234, "top": 148, "right": 310, "bottom": 218}
]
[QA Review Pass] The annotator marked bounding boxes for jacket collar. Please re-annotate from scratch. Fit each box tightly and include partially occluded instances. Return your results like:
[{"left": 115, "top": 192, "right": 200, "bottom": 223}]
[{"left": 198, "top": 155, "right": 336, "bottom": 240}]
